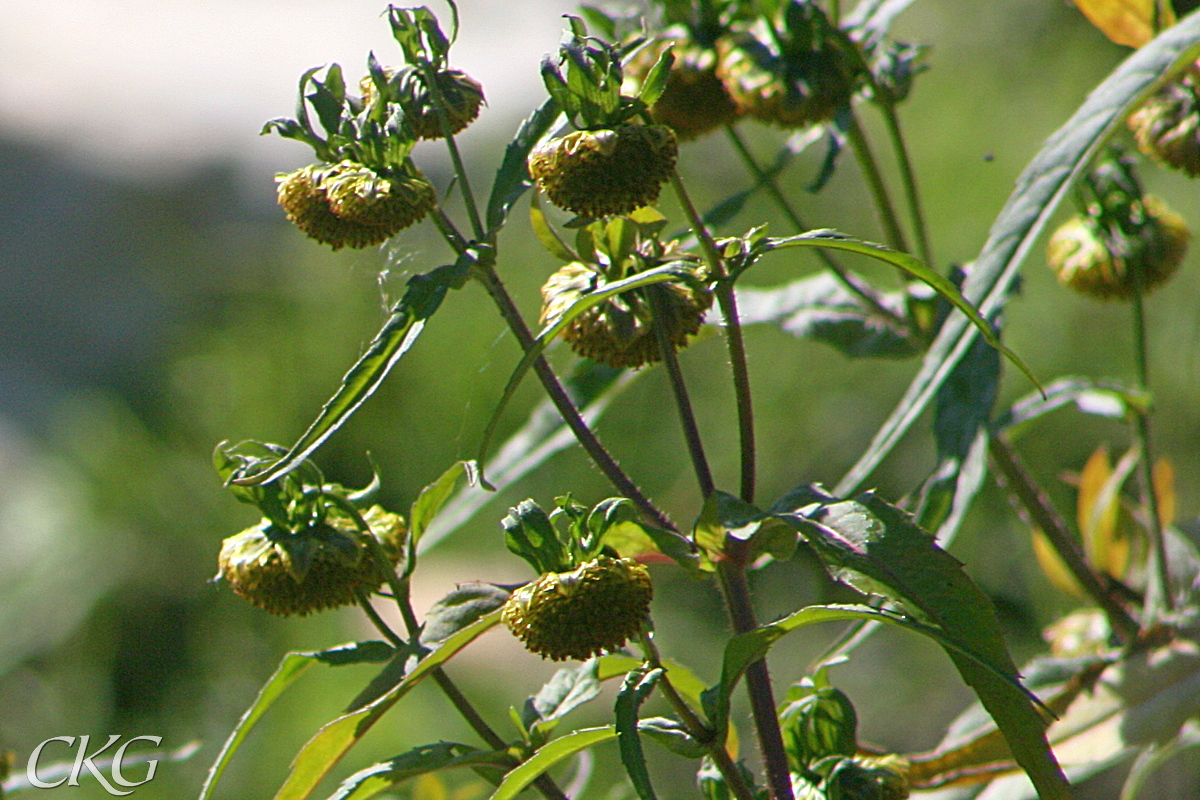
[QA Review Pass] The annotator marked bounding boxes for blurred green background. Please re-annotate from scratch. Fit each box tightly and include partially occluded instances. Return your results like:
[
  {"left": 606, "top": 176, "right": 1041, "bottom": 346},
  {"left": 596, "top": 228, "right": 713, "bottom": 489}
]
[{"left": 2, "top": 1, "right": 1198, "bottom": 797}]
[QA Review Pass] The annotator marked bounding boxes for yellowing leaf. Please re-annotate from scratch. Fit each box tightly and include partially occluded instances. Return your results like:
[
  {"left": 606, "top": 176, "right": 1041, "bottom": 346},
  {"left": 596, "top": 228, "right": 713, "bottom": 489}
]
[
  {"left": 1078, "top": 446, "right": 1117, "bottom": 568},
  {"left": 414, "top": 773, "right": 448, "bottom": 800},
  {"left": 1074, "top": 0, "right": 1175, "bottom": 49},
  {"left": 1154, "top": 457, "right": 1176, "bottom": 527},
  {"left": 1032, "top": 530, "right": 1087, "bottom": 599}
]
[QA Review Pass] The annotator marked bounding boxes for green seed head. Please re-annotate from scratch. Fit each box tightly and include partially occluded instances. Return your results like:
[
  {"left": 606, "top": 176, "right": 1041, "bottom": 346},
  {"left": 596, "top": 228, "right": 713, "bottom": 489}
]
[
  {"left": 217, "top": 505, "right": 406, "bottom": 616},
  {"left": 501, "top": 556, "right": 653, "bottom": 661},
  {"left": 1130, "top": 64, "right": 1200, "bottom": 177},
  {"left": 1047, "top": 198, "right": 1189, "bottom": 301},
  {"left": 527, "top": 125, "right": 678, "bottom": 219},
  {"left": 540, "top": 262, "right": 711, "bottom": 369}
]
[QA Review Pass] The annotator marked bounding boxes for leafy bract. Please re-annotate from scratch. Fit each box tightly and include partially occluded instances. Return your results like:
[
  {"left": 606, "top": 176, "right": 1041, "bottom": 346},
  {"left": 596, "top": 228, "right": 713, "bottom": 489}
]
[
  {"left": 487, "top": 97, "right": 562, "bottom": 234},
  {"left": 232, "top": 257, "right": 474, "bottom": 487},
  {"left": 836, "top": 14, "right": 1200, "bottom": 496},
  {"left": 198, "top": 641, "right": 395, "bottom": 800},
  {"left": 271, "top": 611, "right": 503, "bottom": 800}
]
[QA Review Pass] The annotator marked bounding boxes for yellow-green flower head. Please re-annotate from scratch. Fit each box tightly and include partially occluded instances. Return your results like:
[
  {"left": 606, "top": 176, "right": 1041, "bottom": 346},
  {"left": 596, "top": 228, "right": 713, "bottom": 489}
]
[
  {"left": 527, "top": 124, "right": 678, "bottom": 219},
  {"left": 1129, "top": 64, "right": 1200, "bottom": 177},
  {"left": 501, "top": 556, "right": 652, "bottom": 661},
  {"left": 540, "top": 262, "right": 712, "bottom": 369},
  {"left": 276, "top": 162, "right": 434, "bottom": 250},
  {"left": 217, "top": 505, "right": 406, "bottom": 616},
  {"left": 402, "top": 69, "right": 486, "bottom": 140},
  {"left": 625, "top": 35, "right": 741, "bottom": 141},
  {"left": 716, "top": 29, "right": 854, "bottom": 129},
  {"left": 1047, "top": 198, "right": 1189, "bottom": 300}
]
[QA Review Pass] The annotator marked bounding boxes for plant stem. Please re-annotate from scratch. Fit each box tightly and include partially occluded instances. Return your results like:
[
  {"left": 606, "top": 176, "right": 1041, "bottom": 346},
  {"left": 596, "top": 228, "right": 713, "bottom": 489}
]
[
  {"left": 988, "top": 435, "right": 1140, "bottom": 643},
  {"left": 337, "top": 497, "right": 569, "bottom": 800},
  {"left": 649, "top": 285, "right": 715, "bottom": 497},
  {"left": 472, "top": 261, "right": 677, "bottom": 532},
  {"left": 1131, "top": 288, "right": 1172, "bottom": 615},
  {"left": 422, "top": 65, "right": 486, "bottom": 240},
  {"left": 357, "top": 591, "right": 406, "bottom": 648},
  {"left": 718, "top": 553, "right": 794, "bottom": 800},
  {"left": 845, "top": 110, "right": 909, "bottom": 254},
  {"left": 723, "top": 125, "right": 912, "bottom": 333},
  {"left": 877, "top": 100, "right": 934, "bottom": 269},
  {"left": 670, "top": 170, "right": 757, "bottom": 503},
  {"left": 637, "top": 630, "right": 758, "bottom": 800}
]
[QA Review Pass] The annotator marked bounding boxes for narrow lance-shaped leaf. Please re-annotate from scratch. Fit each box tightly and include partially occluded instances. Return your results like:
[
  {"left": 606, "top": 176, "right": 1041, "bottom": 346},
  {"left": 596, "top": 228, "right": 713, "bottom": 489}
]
[
  {"left": 487, "top": 97, "right": 562, "bottom": 233},
  {"left": 754, "top": 230, "right": 1039, "bottom": 390},
  {"left": 234, "top": 258, "right": 471, "bottom": 487},
  {"left": 326, "top": 743, "right": 513, "bottom": 800},
  {"left": 198, "top": 641, "right": 395, "bottom": 800},
  {"left": 487, "top": 727, "right": 618, "bottom": 800},
  {"left": 836, "top": 15, "right": 1200, "bottom": 496},
  {"left": 474, "top": 262, "right": 696, "bottom": 485},
  {"left": 272, "top": 611, "right": 503, "bottom": 800},
  {"left": 615, "top": 667, "right": 663, "bottom": 800},
  {"left": 775, "top": 490, "right": 1070, "bottom": 800}
]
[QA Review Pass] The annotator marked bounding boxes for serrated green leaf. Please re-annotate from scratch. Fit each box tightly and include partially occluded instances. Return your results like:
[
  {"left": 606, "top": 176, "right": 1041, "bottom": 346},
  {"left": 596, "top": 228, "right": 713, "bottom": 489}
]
[
  {"left": 233, "top": 258, "right": 471, "bottom": 488},
  {"left": 994, "top": 377, "right": 1146, "bottom": 436},
  {"left": 525, "top": 659, "right": 603, "bottom": 737},
  {"left": 776, "top": 493, "right": 1069, "bottom": 800},
  {"left": 487, "top": 98, "right": 562, "bottom": 233},
  {"left": 198, "top": 642, "right": 395, "bottom": 800},
  {"left": 475, "top": 262, "right": 695, "bottom": 483},
  {"left": 638, "top": 717, "right": 707, "bottom": 759},
  {"left": 325, "top": 743, "right": 511, "bottom": 800},
  {"left": 637, "top": 44, "right": 675, "bottom": 107},
  {"left": 271, "top": 610, "right": 503, "bottom": 800},
  {"left": 487, "top": 727, "right": 617, "bottom": 800},
  {"left": 836, "top": 15, "right": 1200, "bottom": 497},
  {"left": 757, "top": 230, "right": 1038, "bottom": 389}
]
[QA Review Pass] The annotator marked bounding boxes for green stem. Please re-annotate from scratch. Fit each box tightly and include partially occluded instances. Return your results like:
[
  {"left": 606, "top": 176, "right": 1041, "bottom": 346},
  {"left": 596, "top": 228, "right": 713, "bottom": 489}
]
[
  {"left": 471, "top": 261, "right": 678, "bottom": 532},
  {"left": 669, "top": 170, "right": 757, "bottom": 503},
  {"left": 1131, "top": 289, "right": 1172, "bottom": 615},
  {"left": 357, "top": 591, "right": 406, "bottom": 648},
  {"left": 422, "top": 65, "right": 486, "bottom": 240},
  {"left": 723, "top": 125, "right": 911, "bottom": 333},
  {"left": 718, "top": 555, "right": 793, "bottom": 800},
  {"left": 988, "top": 435, "right": 1140, "bottom": 643},
  {"left": 637, "top": 630, "right": 758, "bottom": 800},
  {"left": 845, "top": 110, "right": 909, "bottom": 254},
  {"left": 877, "top": 100, "right": 934, "bottom": 269},
  {"left": 649, "top": 285, "right": 715, "bottom": 497}
]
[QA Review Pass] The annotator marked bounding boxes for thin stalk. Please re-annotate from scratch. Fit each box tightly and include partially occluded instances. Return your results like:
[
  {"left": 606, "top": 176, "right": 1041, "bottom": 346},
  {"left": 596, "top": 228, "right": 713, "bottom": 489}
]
[
  {"left": 336, "top": 497, "right": 569, "bottom": 800},
  {"left": 723, "top": 125, "right": 911, "bottom": 332},
  {"left": 357, "top": 591, "right": 406, "bottom": 648},
  {"left": 718, "top": 554, "right": 794, "bottom": 800},
  {"left": 988, "top": 435, "right": 1140, "bottom": 643},
  {"left": 637, "top": 630, "right": 757, "bottom": 800},
  {"left": 422, "top": 65, "right": 486, "bottom": 240},
  {"left": 845, "top": 110, "right": 909, "bottom": 254},
  {"left": 877, "top": 101, "right": 934, "bottom": 269},
  {"left": 472, "top": 262, "right": 677, "bottom": 532},
  {"left": 649, "top": 285, "right": 715, "bottom": 497},
  {"left": 1131, "top": 289, "right": 1172, "bottom": 615},
  {"left": 430, "top": 204, "right": 469, "bottom": 252},
  {"left": 670, "top": 170, "right": 757, "bottom": 503}
]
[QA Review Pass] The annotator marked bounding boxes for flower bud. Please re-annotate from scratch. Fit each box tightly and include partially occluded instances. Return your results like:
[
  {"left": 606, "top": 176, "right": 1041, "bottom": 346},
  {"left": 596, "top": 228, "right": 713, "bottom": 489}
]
[
  {"left": 217, "top": 506, "right": 406, "bottom": 616},
  {"left": 540, "top": 262, "right": 712, "bottom": 369},
  {"left": 527, "top": 125, "right": 678, "bottom": 219},
  {"left": 626, "top": 36, "right": 741, "bottom": 141},
  {"left": 501, "top": 556, "right": 653, "bottom": 661},
  {"left": 1047, "top": 198, "right": 1189, "bottom": 300},
  {"left": 1129, "top": 64, "right": 1200, "bottom": 177}
]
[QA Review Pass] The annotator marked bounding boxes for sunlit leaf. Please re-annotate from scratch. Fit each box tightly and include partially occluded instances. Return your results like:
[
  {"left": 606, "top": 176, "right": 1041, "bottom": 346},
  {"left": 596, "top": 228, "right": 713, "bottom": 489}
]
[
  {"left": 1074, "top": 0, "right": 1174, "bottom": 48},
  {"left": 1153, "top": 457, "right": 1176, "bottom": 529},
  {"left": 487, "top": 97, "right": 562, "bottom": 234},
  {"left": 410, "top": 461, "right": 477, "bottom": 552},
  {"left": 199, "top": 641, "right": 395, "bottom": 800},
  {"left": 272, "top": 612, "right": 503, "bottom": 800},
  {"left": 836, "top": 16, "right": 1200, "bottom": 496},
  {"left": 530, "top": 193, "right": 578, "bottom": 262},
  {"left": 326, "top": 743, "right": 512, "bottom": 800},
  {"left": 615, "top": 667, "right": 663, "bottom": 800},
  {"left": 487, "top": 727, "right": 617, "bottom": 800}
]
